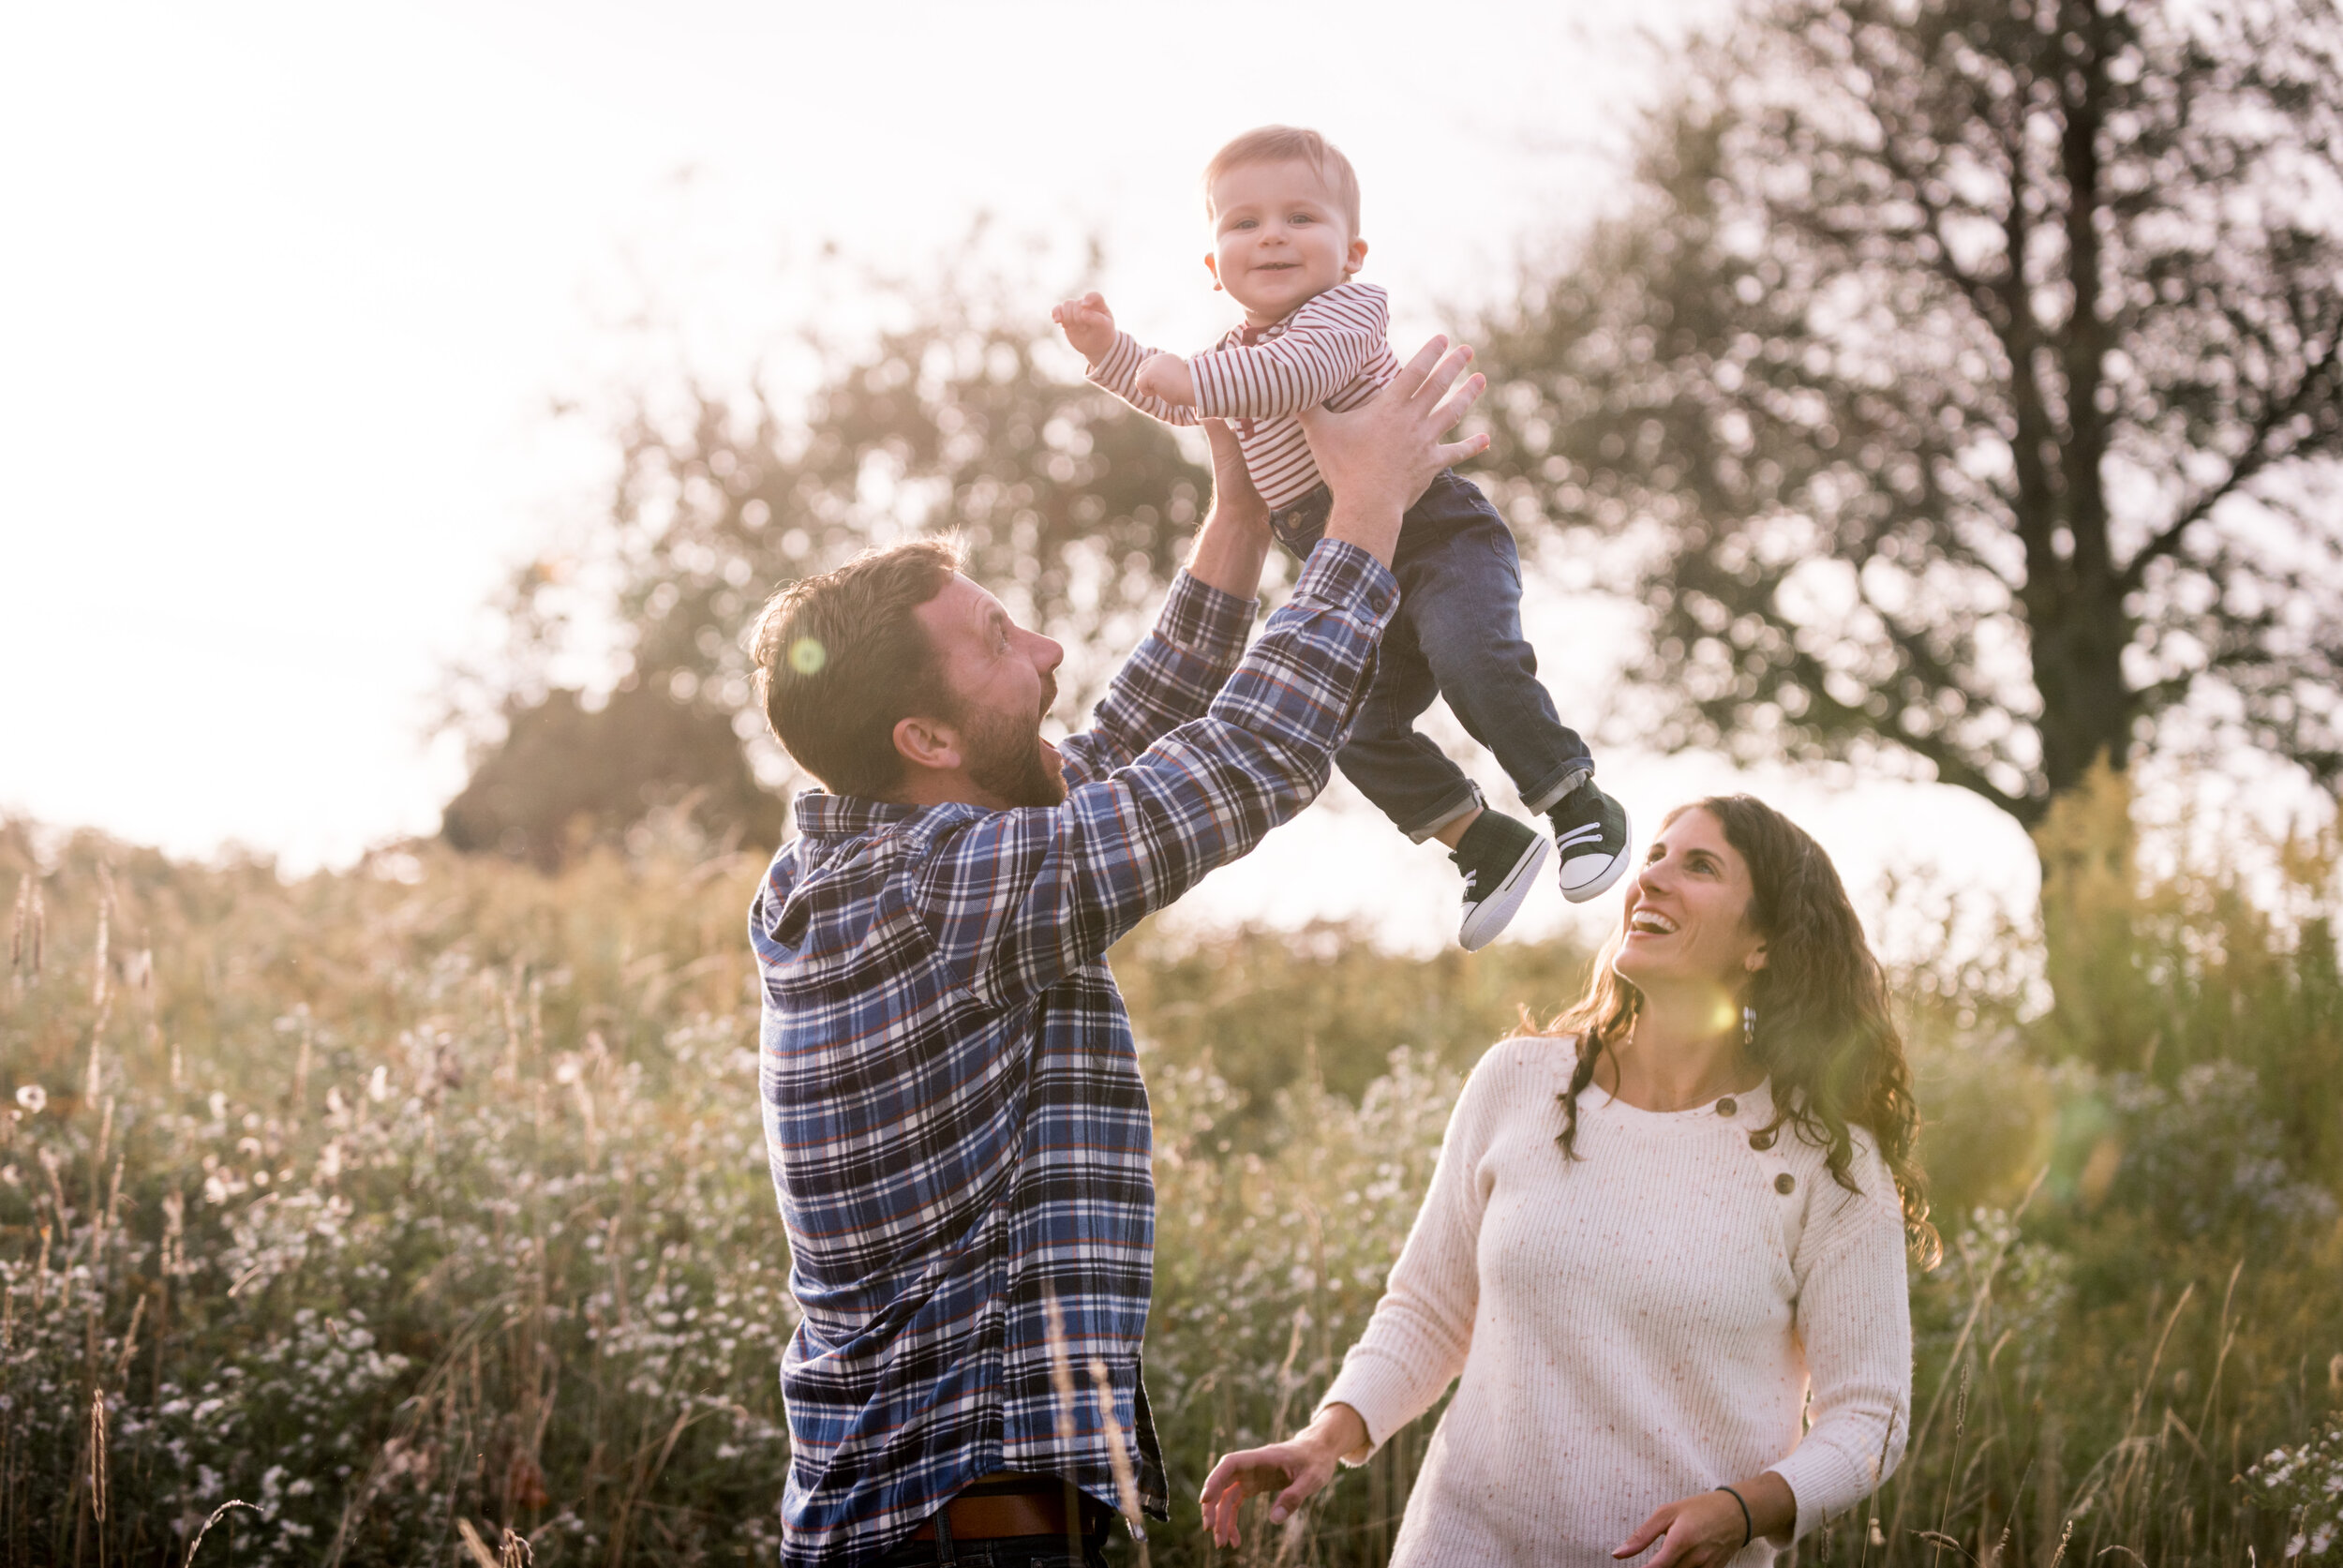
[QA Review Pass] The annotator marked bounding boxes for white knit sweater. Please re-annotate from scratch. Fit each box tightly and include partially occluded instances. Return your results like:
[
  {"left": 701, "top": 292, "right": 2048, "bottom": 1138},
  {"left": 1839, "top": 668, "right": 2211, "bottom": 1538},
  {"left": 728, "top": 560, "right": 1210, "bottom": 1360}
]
[{"left": 1321, "top": 1037, "right": 1911, "bottom": 1568}]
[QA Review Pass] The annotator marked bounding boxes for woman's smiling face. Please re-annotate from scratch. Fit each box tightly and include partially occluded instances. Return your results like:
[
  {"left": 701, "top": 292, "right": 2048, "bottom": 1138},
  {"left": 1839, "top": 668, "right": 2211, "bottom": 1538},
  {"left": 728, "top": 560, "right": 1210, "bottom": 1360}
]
[{"left": 1613, "top": 806, "right": 1769, "bottom": 1000}]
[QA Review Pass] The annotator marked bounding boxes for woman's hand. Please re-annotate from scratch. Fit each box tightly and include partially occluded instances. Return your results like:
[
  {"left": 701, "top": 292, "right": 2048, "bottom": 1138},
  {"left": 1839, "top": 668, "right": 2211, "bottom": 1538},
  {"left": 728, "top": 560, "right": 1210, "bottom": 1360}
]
[
  {"left": 1616, "top": 1474, "right": 1795, "bottom": 1568},
  {"left": 1198, "top": 1403, "right": 1368, "bottom": 1549}
]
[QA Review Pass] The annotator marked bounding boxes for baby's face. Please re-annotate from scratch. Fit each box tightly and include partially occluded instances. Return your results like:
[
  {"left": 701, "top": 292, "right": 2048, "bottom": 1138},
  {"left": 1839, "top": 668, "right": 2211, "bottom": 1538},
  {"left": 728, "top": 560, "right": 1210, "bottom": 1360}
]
[{"left": 1205, "top": 159, "right": 1366, "bottom": 325}]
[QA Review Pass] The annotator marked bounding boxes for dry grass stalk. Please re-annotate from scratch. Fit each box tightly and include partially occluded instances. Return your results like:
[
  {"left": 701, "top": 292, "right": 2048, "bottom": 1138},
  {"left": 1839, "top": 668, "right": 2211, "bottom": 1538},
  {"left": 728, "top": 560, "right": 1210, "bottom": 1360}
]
[
  {"left": 456, "top": 1516, "right": 500, "bottom": 1568},
  {"left": 1043, "top": 1292, "right": 1092, "bottom": 1565},
  {"left": 87, "top": 1386, "right": 108, "bottom": 1524},
  {"left": 90, "top": 862, "right": 112, "bottom": 1020},
  {"left": 1089, "top": 1357, "right": 1151, "bottom": 1568},
  {"left": 182, "top": 1499, "right": 256, "bottom": 1567},
  {"left": 111, "top": 1292, "right": 145, "bottom": 1382},
  {"left": 8, "top": 874, "right": 42, "bottom": 990}
]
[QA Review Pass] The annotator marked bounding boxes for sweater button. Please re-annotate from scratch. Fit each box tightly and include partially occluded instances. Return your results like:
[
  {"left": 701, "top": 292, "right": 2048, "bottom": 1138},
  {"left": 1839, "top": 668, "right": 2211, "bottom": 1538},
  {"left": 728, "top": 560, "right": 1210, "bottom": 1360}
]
[
  {"left": 1774, "top": 1172, "right": 1796, "bottom": 1195},
  {"left": 1749, "top": 1129, "right": 1776, "bottom": 1151},
  {"left": 1716, "top": 1097, "right": 1737, "bottom": 1117}
]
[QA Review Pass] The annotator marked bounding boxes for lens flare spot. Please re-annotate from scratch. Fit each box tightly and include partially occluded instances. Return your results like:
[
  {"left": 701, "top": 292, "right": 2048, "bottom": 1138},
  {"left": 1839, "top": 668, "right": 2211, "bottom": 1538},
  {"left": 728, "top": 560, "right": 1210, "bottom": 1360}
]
[
  {"left": 789, "top": 637, "right": 828, "bottom": 675},
  {"left": 1706, "top": 988, "right": 1739, "bottom": 1038}
]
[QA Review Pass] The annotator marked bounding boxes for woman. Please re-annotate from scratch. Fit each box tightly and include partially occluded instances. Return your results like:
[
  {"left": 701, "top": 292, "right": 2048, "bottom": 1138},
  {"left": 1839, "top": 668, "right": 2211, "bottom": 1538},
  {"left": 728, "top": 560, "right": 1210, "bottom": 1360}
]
[{"left": 1201, "top": 796, "right": 1936, "bottom": 1567}]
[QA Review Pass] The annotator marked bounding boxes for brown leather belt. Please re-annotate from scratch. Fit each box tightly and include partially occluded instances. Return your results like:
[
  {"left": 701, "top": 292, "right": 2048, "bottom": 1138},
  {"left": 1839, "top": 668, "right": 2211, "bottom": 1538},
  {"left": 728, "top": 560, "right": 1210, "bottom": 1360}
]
[{"left": 909, "top": 1478, "right": 1103, "bottom": 1542}]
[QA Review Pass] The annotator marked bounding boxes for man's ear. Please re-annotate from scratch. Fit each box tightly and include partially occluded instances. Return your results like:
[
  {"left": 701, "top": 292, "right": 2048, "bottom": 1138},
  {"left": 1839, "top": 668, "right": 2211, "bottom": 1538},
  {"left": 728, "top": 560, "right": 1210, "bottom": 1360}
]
[
  {"left": 1204, "top": 252, "right": 1223, "bottom": 291},
  {"left": 892, "top": 713, "right": 962, "bottom": 774},
  {"left": 1344, "top": 235, "right": 1368, "bottom": 279}
]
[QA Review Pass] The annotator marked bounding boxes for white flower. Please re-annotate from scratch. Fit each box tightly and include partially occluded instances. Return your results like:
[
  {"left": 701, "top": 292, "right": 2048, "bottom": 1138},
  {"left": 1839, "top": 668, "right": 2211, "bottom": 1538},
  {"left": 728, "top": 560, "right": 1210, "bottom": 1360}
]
[{"left": 13, "top": 1084, "right": 44, "bottom": 1113}]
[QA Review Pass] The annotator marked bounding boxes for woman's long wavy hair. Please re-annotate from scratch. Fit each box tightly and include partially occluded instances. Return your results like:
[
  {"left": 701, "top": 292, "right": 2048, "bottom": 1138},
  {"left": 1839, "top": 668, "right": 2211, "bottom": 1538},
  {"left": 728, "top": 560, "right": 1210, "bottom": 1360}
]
[{"left": 1545, "top": 795, "right": 1939, "bottom": 1262}]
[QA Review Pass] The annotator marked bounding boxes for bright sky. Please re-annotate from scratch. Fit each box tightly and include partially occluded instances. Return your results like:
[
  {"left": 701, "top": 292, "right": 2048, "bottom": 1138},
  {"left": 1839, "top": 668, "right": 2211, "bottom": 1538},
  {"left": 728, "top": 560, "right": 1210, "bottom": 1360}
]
[{"left": 0, "top": 0, "right": 2127, "bottom": 957}]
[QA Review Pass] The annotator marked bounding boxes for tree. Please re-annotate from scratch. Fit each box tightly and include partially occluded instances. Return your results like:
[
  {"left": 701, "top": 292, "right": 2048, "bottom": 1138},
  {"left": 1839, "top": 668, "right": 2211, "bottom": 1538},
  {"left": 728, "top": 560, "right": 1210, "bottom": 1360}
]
[
  {"left": 446, "top": 259, "right": 1211, "bottom": 862},
  {"left": 1480, "top": 0, "right": 2343, "bottom": 829},
  {"left": 439, "top": 685, "right": 784, "bottom": 871}
]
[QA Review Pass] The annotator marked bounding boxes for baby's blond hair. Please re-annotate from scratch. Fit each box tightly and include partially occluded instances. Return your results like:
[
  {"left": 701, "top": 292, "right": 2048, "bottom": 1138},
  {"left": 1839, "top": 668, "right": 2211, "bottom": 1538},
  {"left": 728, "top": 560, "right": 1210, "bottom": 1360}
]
[{"left": 1202, "top": 126, "right": 1362, "bottom": 235}]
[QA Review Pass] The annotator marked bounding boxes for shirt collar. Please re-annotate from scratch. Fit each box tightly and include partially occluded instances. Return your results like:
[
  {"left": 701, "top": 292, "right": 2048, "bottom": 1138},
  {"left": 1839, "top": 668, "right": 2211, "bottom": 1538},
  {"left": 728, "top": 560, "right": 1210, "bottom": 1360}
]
[
  {"left": 790, "top": 789, "right": 1004, "bottom": 843},
  {"left": 789, "top": 789, "right": 919, "bottom": 841}
]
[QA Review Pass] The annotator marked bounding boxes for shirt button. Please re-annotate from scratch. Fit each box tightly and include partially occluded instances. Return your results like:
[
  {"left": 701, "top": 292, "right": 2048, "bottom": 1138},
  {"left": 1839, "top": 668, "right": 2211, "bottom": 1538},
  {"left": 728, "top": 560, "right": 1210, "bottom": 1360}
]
[
  {"left": 1749, "top": 1129, "right": 1776, "bottom": 1151},
  {"left": 1774, "top": 1172, "right": 1797, "bottom": 1195},
  {"left": 1716, "top": 1098, "right": 1737, "bottom": 1117}
]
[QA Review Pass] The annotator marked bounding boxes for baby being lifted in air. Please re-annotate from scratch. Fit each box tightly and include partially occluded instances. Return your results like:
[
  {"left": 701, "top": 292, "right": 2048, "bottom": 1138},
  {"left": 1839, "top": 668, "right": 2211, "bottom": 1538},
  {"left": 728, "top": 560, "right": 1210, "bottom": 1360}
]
[{"left": 1054, "top": 125, "right": 1632, "bottom": 949}]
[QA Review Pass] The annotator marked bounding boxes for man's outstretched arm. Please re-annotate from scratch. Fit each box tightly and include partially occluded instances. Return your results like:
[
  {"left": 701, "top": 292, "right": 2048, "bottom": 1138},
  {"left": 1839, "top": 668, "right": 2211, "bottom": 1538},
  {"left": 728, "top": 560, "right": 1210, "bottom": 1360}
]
[
  {"left": 920, "top": 340, "right": 1489, "bottom": 1009},
  {"left": 1053, "top": 419, "right": 1273, "bottom": 782},
  {"left": 1076, "top": 336, "right": 1487, "bottom": 773},
  {"left": 1183, "top": 418, "right": 1275, "bottom": 601}
]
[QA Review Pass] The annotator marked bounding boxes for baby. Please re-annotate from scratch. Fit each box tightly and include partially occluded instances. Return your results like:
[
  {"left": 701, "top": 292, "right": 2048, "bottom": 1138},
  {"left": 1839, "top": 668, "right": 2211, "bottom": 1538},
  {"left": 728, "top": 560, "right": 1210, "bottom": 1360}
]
[{"left": 1053, "top": 126, "right": 1633, "bottom": 948}]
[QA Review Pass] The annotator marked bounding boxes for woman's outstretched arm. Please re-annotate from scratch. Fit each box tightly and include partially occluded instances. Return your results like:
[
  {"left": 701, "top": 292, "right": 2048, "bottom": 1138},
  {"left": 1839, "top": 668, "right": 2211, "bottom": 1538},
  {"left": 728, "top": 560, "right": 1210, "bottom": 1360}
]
[
  {"left": 1197, "top": 1043, "right": 1511, "bottom": 1548},
  {"left": 1196, "top": 1401, "right": 1368, "bottom": 1547}
]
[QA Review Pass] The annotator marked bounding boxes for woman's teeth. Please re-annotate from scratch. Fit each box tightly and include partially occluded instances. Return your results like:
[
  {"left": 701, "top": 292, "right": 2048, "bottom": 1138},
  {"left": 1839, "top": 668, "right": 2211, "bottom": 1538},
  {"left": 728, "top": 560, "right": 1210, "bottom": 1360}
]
[{"left": 1629, "top": 911, "right": 1678, "bottom": 934}]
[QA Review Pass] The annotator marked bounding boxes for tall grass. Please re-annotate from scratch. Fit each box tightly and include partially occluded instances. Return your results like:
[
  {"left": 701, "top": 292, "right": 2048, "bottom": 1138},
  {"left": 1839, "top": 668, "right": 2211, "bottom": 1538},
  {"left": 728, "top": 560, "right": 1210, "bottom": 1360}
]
[{"left": 0, "top": 784, "right": 2336, "bottom": 1566}]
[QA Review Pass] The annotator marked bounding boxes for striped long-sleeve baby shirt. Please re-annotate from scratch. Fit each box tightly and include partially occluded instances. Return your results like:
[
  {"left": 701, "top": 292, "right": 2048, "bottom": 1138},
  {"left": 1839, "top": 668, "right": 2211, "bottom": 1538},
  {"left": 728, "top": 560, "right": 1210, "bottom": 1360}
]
[{"left": 1087, "top": 281, "right": 1398, "bottom": 510}]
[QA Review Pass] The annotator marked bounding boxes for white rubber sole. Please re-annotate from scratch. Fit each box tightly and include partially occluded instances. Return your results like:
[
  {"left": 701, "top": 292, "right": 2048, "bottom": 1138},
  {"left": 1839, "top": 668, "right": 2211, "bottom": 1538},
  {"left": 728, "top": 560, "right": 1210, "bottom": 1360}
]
[
  {"left": 1459, "top": 834, "right": 1551, "bottom": 951},
  {"left": 1558, "top": 806, "right": 1634, "bottom": 903}
]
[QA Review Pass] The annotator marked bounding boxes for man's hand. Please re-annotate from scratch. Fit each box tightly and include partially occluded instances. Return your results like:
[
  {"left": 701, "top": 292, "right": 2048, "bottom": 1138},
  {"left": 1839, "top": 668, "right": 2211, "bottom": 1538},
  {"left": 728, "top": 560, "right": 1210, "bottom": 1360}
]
[
  {"left": 1302, "top": 336, "right": 1488, "bottom": 567},
  {"left": 1133, "top": 351, "right": 1198, "bottom": 409},
  {"left": 1198, "top": 1405, "right": 1366, "bottom": 1549},
  {"left": 1052, "top": 291, "right": 1117, "bottom": 366}
]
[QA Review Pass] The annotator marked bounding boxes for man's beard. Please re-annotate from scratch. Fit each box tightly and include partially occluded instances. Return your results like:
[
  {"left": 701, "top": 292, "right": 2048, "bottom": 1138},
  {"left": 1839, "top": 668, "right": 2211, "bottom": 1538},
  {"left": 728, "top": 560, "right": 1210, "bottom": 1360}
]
[{"left": 960, "top": 701, "right": 1066, "bottom": 809}]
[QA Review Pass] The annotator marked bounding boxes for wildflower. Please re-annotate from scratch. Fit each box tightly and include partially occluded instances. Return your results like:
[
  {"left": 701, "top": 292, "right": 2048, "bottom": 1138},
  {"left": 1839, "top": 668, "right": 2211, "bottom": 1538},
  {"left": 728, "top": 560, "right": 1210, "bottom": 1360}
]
[{"left": 13, "top": 1084, "right": 44, "bottom": 1113}]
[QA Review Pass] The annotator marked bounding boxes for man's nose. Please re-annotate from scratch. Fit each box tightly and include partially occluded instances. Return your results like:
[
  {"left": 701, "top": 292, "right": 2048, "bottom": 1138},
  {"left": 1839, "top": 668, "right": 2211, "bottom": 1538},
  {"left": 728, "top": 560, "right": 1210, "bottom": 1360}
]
[{"left": 1033, "top": 634, "right": 1065, "bottom": 675}]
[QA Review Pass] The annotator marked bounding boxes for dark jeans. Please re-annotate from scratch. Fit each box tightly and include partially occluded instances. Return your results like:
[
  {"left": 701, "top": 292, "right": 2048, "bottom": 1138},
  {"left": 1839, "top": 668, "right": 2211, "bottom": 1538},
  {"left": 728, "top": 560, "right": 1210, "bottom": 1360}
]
[
  {"left": 1270, "top": 469, "right": 1593, "bottom": 839},
  {"left": 870, "top": 1531, "right": 1110, "bottom": 1568},
  {"left": 867, "top": 1485, "right": 1115, "bottom": 1568}
]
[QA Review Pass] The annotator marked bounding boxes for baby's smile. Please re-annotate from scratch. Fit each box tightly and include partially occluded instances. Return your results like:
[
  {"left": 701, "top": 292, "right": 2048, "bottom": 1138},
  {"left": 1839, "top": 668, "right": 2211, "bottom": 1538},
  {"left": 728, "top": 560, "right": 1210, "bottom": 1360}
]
[{"left": 1206, "top": 157, "right": 1367, "bottom": 327}]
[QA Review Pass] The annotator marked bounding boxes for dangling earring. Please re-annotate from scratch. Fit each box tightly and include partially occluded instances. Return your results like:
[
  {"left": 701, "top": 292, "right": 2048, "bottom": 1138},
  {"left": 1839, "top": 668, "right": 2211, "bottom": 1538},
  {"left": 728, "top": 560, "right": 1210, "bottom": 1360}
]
[{"left": 1742, "top": 1005, "right": 1756, "bottom": 1053}]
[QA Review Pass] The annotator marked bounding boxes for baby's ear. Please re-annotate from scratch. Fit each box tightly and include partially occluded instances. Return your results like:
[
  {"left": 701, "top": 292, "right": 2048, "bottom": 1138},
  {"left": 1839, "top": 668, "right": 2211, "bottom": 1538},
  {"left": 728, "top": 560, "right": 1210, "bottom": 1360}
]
[
  {"left": 1203, "top": 252, "right": 1222, "bottom": 291},
  {"left": 1345, "top": 236, "right": 1369, "bottom": 278}
]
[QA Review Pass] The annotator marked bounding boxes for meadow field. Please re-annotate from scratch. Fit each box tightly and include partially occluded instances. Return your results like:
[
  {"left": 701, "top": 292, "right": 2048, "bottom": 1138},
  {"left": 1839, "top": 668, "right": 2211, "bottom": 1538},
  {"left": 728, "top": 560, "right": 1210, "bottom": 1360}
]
[{"left": 2, "top": 782, "right": 2339, "bottom": 1567}]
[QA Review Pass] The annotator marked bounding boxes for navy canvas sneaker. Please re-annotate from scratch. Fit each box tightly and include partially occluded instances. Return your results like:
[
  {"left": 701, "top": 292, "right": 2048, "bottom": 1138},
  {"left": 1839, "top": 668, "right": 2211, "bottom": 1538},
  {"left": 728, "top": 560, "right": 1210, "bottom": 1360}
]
[
  {"left": 1547, "top": 780, "right": 1634, "bottom": 903},
  {"left": 1450, "top": 811, "right": 1550, "bottom": 950}
]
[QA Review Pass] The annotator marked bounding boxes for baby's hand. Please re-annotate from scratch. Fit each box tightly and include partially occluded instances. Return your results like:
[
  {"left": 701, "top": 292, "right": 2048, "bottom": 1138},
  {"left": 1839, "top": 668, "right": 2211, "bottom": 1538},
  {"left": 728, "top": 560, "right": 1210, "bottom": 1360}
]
[
  {"left": 1134, "top": 352, "right": 1198, "bottom": 409},
  {"left": 1052, "top": 291, "right": 1117, "bottom": 366}
]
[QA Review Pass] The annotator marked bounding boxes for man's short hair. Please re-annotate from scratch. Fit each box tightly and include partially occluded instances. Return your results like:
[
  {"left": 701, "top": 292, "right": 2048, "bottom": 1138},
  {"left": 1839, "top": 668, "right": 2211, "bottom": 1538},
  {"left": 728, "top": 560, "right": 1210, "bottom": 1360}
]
[
  {"left": 1202, "top": 125, "right": 1362, "bottom": 235},
  {"left": 750, "top": 537, "right": 962, "bottom": 799}
]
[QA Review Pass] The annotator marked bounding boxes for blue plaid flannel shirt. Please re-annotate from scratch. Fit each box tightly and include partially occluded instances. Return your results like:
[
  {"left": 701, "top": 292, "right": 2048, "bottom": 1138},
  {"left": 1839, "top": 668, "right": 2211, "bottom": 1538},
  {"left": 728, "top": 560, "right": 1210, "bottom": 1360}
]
[{"left": 749, "top": 541, "right": 1397, "bottom": 1565}]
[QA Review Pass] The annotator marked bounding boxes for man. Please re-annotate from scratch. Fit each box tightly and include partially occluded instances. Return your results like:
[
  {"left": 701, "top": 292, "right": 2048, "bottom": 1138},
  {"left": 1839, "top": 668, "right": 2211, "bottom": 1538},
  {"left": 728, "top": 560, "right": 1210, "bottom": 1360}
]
[{"left": 747, "top": 338, "right": 1488, "bottom": 1566}]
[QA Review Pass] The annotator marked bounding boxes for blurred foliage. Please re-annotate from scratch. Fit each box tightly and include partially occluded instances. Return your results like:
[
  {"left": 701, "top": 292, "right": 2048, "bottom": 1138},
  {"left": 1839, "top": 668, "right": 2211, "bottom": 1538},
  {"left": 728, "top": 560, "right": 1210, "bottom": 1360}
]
[
  {"left": 1113, "top": 920, "right": 1591, "bottom": 1146},
  {"left": 444, "top": 248, "right": 1211, "bottom": 868},
  {"left": 1476, "top": 0, "right": 2343, "bottom": 829},
  {"left": 445, "top": 0, "right": 2343, "bottom": 875},
  {"left": 3, "top": 779, "right": 2339, "bottom": 1565}
]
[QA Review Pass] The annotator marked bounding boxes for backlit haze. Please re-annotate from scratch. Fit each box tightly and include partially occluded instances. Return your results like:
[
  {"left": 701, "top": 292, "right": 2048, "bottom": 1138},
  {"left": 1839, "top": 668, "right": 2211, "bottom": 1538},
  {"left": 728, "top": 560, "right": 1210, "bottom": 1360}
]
[{"left": 0, "top": 0, "right": 2198, "bottom": 957}]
